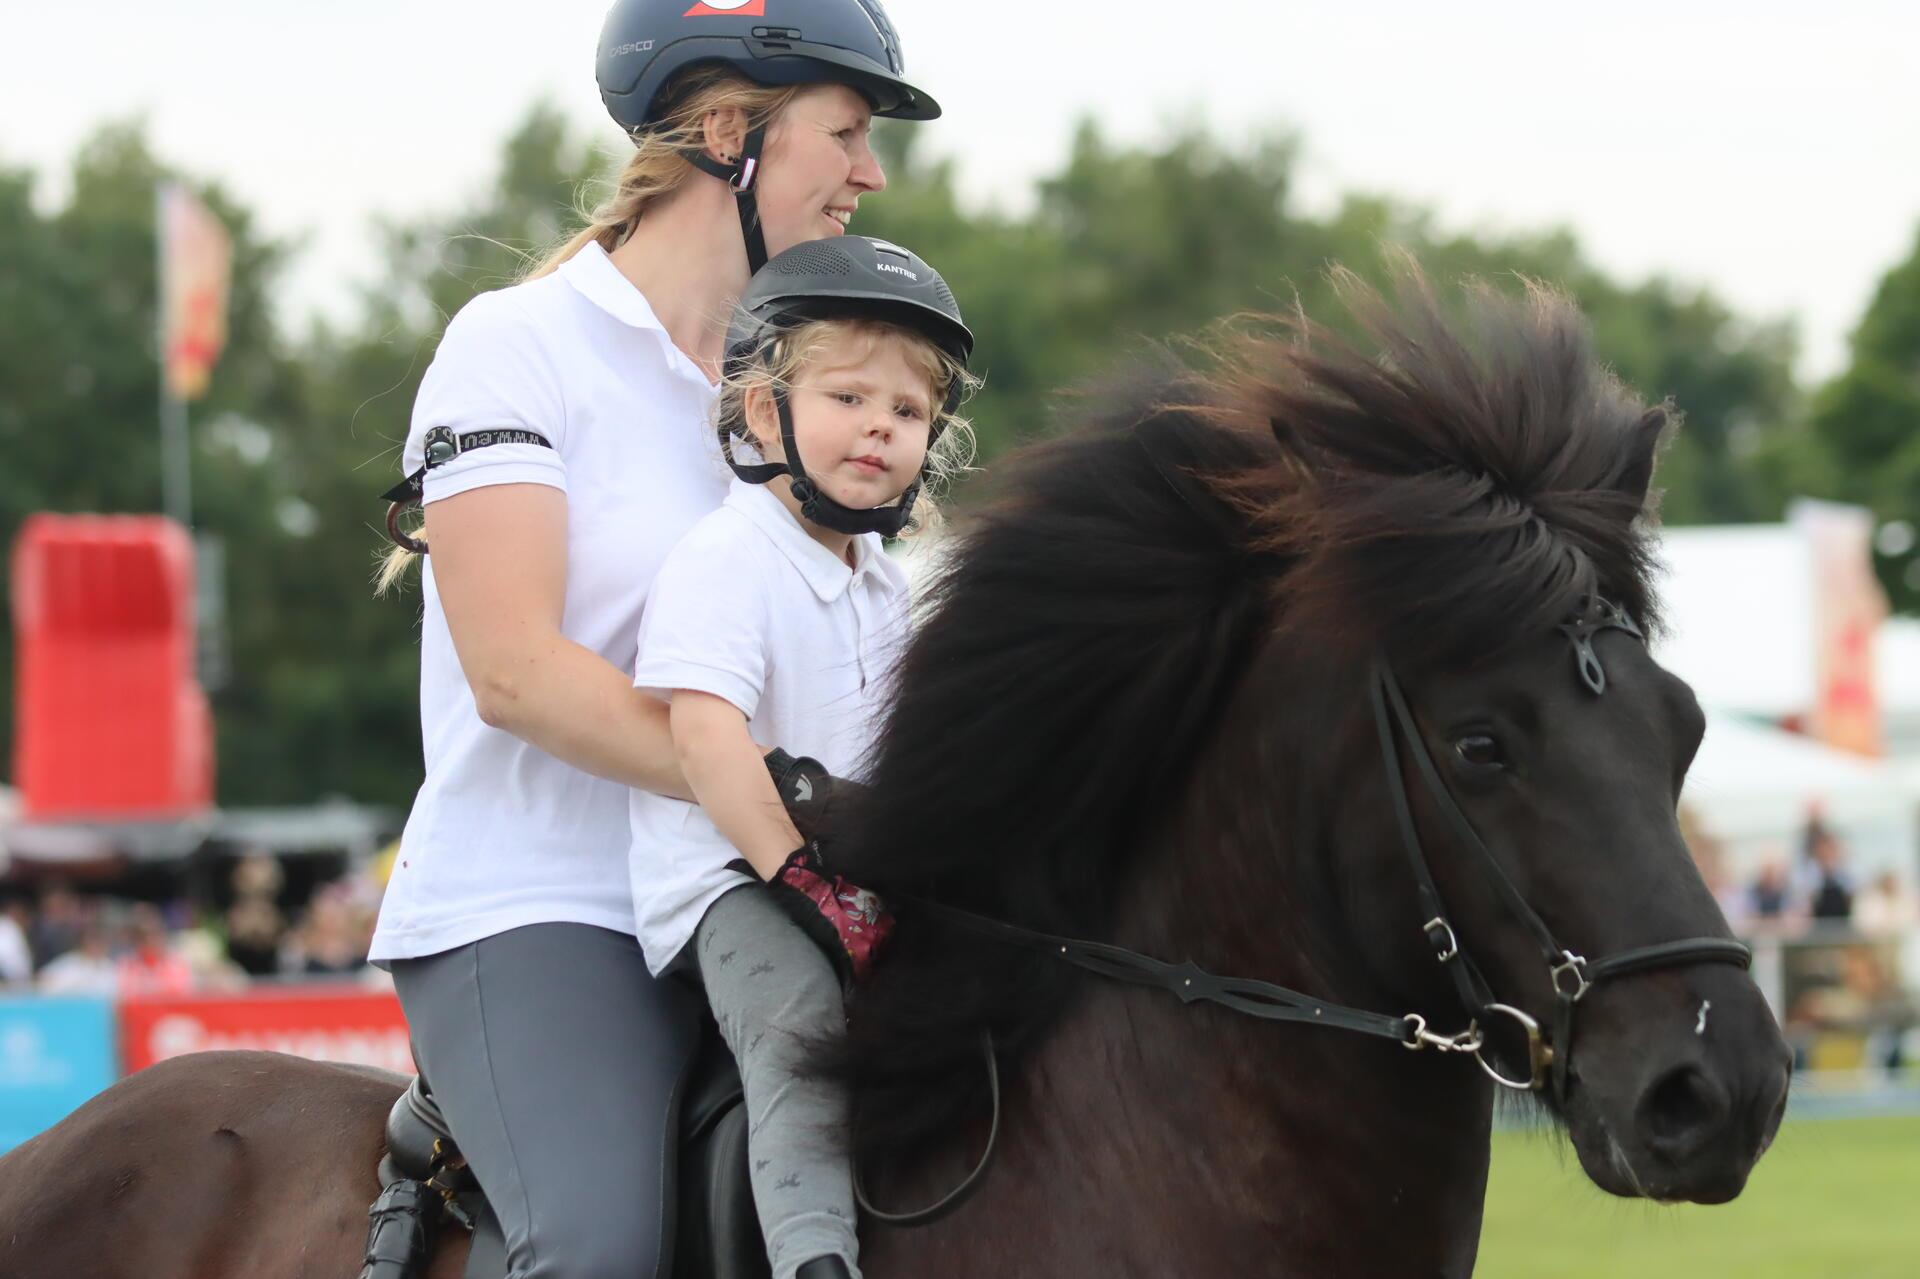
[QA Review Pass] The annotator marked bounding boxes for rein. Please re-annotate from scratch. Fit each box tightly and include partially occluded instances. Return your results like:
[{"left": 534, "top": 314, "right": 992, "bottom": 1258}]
[{"left": 851, "top": 597, "right": 1751, "bottom": 1225}]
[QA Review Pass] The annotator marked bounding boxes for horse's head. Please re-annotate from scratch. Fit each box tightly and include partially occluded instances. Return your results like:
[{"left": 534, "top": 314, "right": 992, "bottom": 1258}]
[
  {"left": 1207, "top": 265, "right": 1790, "bottom": 1203},
  {"left": 1322, "top": 624, "right": 1789, "bottom": 1203}
]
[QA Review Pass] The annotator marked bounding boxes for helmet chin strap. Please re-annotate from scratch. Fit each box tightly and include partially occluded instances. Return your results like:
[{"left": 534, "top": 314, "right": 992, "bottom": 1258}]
[
  {"left": 721, "top": 390, "right": 924, "bottom": 538},
  {"left": 684, "top": 124, "right": 770, "bottom": 273}
]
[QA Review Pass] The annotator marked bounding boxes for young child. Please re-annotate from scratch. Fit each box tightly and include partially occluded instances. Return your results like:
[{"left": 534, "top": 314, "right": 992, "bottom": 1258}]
[{"left": 628, "top": 235, "right": 974, "bottom": 1279}]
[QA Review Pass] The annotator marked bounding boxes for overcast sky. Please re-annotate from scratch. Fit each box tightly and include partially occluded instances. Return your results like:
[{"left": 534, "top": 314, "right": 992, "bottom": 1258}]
[{"left": 3, "top": 1, "right": 1916, "bottom": 381}]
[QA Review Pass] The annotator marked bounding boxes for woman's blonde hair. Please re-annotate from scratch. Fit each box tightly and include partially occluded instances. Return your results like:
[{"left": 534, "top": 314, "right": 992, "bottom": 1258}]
[
  {"left": 375, "top": 65, "right": 802, "bottom": 595},
  {"left": 525, "top": 65, "right": 801, "bottom": 282},
  {"left": 719, "top": 315, "right": 980, "bottom": 536}
]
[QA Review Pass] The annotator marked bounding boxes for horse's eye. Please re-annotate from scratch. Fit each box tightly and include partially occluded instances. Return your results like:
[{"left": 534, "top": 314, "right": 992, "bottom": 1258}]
[{"left": 1454, "top": 734, "right": 1505, "bottom": 769}]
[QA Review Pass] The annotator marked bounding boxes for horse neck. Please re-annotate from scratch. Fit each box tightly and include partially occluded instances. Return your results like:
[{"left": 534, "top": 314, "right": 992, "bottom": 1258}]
[{"left": 868, "top": 663, "right": 1499, "bottom": 1278}]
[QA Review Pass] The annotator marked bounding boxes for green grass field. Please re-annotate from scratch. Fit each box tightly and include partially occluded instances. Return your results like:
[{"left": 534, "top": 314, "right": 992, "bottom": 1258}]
[{"left": 1475, "top": 1115, "right": 1918, "bottom": 1278}]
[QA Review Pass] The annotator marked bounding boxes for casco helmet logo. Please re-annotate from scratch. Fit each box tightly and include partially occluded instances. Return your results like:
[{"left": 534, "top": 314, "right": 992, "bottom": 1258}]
[{"left": 684, "top": 0, "right": 765, "bottom": 14}]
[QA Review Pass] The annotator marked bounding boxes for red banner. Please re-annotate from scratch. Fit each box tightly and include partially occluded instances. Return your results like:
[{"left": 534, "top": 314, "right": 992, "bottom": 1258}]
[
  {"left": 1792, "top": 499, "right": 1888, "bottom": 757},
  {"left": 159, "top": 183, "right": 231, "bottom": 401},
  {"left": 119, "top": 987, "right": 413, "bottom": 1075}
]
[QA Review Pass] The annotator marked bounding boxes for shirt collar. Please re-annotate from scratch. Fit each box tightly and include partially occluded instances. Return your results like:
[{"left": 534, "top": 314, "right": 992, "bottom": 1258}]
[
  {"left": 724, "top": 479, "right": 909, "bottom": 604},
  {"left": 559, "top": 241, "right": 668, "bottom": 331},
  {"left": 559, "top": 242, "right": 717, "bottom": 389}
]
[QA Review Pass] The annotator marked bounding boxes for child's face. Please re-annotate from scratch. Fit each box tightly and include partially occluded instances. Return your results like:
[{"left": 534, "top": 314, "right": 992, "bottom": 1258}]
[{"left": 753, "top": 330, "right": 936, "bottom": 515}]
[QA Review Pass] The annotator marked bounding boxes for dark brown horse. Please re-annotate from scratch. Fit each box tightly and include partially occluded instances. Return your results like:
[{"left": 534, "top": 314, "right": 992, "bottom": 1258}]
[{"left": 0, "top": 267, "right": 1789, "bottom": 1278}]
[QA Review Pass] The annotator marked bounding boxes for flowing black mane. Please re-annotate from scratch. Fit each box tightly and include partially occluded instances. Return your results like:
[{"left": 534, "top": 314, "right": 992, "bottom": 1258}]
[{"left": 820, "top": 266, "right": 1669, "bottom": 1162}]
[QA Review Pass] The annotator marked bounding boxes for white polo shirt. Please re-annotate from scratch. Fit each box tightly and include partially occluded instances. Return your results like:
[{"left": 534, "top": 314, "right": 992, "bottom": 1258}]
[
  {"left": 371, "top": 242, "right": 729, "bottom": 964},
  {"left": 627, "top": 478, "right": 912, "bottom": 975}
]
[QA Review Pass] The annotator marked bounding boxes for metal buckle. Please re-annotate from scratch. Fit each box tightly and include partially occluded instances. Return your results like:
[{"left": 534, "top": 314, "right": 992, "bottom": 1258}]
[
  {"left": 1400, "top": 1013, "right": 1483, "bottom": 1055},
  {"left": 1423, "top": 917, "right": 1460, "bottom": 963},
  {"left": 1471, "top": 1003, "right": 1552, "bottom": 1091},
  {"left": 1550, "top": 951, "right": 1592, "bottom": 1002}
]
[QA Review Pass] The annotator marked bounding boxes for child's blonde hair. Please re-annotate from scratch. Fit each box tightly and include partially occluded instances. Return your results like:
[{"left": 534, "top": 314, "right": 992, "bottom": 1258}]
[{"left": 719, "top": 315, "right": 980, "bottom": 535}]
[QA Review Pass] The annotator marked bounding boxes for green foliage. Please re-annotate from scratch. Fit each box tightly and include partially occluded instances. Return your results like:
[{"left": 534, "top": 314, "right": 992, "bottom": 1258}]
[
  {"left": 0, "top": 106, "right": 1828, "bottom": 804},
  {"left": 1801, "top": 224, "right": 1920, "bottom": 608},
  {"left": 858, "top": 120, "right": 1802, "bottom": 527}
]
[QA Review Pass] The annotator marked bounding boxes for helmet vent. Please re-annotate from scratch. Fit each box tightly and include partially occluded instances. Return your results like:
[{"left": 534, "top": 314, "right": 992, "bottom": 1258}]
[
  {"left": 932, "top": 278, "right": 956, "bottom": 309},
  {"left": 770, "top": 241, "right": 855, "bottom": 277}
]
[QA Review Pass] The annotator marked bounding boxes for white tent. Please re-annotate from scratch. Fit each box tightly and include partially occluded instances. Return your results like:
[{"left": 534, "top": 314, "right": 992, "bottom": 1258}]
[
  {"left": 1684, "top": 709, "right": 1915, "bottom": 880},
  {"left": 1651, "top": 525, "right": 1816, "bottom": 719}
]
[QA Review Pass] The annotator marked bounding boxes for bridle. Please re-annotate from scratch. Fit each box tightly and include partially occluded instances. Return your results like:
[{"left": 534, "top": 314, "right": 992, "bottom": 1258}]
[
  {"left": 1368, "top": 597, "right": 1751, "bottom": 1101},
  {"left": 859, "top": 596, "right": 1752, "bottom": 1225}
]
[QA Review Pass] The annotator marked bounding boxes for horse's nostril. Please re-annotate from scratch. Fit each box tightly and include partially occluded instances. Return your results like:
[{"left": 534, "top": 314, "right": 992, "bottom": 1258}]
[{"left": 1638, "top": 1064, "right": 1731, "bottom": 1162}]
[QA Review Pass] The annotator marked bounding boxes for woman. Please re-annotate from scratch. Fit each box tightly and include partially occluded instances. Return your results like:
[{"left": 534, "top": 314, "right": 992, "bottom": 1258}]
[{"left": 368, "top": 3, "right": 940, "bottom": 1276}]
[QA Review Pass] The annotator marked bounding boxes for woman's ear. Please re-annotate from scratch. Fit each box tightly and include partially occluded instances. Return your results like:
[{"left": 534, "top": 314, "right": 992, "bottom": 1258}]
[{"left": 701, "top": 105, "right": 749, "bottom": 167}]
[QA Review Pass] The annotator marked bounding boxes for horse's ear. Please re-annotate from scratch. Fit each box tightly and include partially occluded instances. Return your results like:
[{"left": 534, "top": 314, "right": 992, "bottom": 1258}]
[{"left": 1613, "top": 405, "right": 1669, "bottom": 512}]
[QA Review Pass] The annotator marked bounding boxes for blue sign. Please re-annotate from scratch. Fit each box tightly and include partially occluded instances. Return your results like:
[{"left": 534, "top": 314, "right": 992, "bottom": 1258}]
[{"left": 0, "top": 995, "right": 118, "bottom": 1153}]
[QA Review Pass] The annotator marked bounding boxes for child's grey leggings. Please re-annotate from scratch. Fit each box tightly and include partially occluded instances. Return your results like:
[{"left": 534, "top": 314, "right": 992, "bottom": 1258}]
[{"left": 694, "top": 883, "right": 862, "bottom": 1279}]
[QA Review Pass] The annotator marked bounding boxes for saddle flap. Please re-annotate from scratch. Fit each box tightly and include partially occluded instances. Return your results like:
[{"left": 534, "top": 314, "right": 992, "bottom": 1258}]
[{"left": 384, "top": 1076, "right": 452, "bottom": 1181}]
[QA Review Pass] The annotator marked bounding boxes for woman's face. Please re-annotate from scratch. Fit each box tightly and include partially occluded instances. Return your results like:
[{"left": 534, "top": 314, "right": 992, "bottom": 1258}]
[
  {"left": 750, "top": 330, "right": 933, "bottom": 512},
  {"left": 752, "top": 84, "right": 887, "bottom": 257}
]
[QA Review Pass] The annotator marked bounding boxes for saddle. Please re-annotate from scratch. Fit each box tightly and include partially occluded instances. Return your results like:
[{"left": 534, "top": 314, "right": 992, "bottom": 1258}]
[
  {"left": 360, "top": 754, "right": 854, "bottom": 1279},
  {"left": 360, "top": 1009, "right": 768, "bottom": 1279}
]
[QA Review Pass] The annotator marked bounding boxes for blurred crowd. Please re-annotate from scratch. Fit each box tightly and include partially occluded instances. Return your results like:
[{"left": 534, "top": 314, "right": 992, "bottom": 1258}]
[
  {"left": 1697, "top": 811, "right": 1920, "bottom": 937},
  {"left": 1687, "top": 805, "right": 1920, "bottom": 1080},
  {"left": 0, "top": 852, "right": 385, "bottom": 997}
]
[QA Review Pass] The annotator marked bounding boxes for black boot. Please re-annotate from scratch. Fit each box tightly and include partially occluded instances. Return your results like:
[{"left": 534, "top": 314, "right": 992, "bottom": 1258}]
[{"left": 794, "top": 1257, "right": 855, "bottom": 1279}]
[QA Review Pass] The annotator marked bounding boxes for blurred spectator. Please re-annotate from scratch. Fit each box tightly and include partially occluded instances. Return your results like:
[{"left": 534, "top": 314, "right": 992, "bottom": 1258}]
[
  {"left": 1855, "top": 870, "right": 1919, "bottom": 935},
  {"left": 280, "top": 884, "right": 370, "bottom": 978},
  {"left": 30, "top": 883, "right": 85, "bottom": 967},
  {"left": 224, "top": 853, "right": 288, "bottom": 977},
  {"left": 36, "top": 919, "right": 118, "bottom": 997},
  {"left": 114, "top": 903, "right": 194, "bottom": 997},
  {"left": 0, "top": 899, "right": 33, "bottom": 987},
  {"left": 1747, "top": 858, "right": 1797, "bottom": 924},
  {"left": 1805, "top": 827, "right": 1857, "bottom": 922}
]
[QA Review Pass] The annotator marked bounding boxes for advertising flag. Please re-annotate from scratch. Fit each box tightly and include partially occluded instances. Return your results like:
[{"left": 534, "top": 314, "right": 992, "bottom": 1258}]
[
  {"left": 1791, "top": 499, "right": 1888, "bottom": 756},
  {"left": 159, "top": 183, "right": 231, "bottom": 402}
]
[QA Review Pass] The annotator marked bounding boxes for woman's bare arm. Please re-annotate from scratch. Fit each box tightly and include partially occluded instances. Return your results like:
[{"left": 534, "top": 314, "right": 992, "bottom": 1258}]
[{"left": 425, "top": 483, "right": 693, "bottom": 800}]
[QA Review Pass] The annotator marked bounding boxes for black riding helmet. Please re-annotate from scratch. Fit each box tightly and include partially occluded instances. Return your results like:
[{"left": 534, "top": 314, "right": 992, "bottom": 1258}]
[
  {"left": 596, "top": 0, "right": 939, "bottom": 273},
  {"left": 723, "top": 235, "right": 973, "bottom": 537}
]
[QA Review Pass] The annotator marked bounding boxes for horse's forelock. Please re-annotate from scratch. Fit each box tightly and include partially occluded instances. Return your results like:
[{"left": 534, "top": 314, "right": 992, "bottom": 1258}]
[{"left": 1206, "top": 266, "right": 1665, "bottom": 667}]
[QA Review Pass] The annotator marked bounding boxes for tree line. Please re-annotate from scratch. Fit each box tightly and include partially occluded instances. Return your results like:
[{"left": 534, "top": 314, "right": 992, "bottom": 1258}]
[{"left": 2, "top": 105, "right": 1916, "bottom": 807}]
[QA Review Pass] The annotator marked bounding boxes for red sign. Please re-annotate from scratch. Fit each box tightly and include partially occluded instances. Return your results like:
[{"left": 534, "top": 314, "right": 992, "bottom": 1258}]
[
  {"left": 10, "top": 514, "right": 214, "bottom": 823},
  {"left": 119, "top": 987, "right": 413, "bottom": 1075}
]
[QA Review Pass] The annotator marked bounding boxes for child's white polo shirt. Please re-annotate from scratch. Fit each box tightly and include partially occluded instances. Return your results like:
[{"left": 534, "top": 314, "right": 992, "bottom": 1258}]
[
  {"left": 371, "top": 243, "right": 728, "bottom": 964},
  {"left": 627, "top": 478, "right": 912, "bottom": 975}
]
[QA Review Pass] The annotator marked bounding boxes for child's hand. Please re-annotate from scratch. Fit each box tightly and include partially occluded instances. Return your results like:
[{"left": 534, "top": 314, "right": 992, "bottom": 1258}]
[{"left": 770, "top": 842, "right": 896, "bottom": 985}]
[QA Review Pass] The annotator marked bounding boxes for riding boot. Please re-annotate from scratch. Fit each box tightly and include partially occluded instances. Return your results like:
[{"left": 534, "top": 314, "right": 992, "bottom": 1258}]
[
  {"left": 359, "top": 1177, "right": 438, "bottom": 1279},
  {"left": 794, "top": 1256, "right": 855, "bottom": 1279}
]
